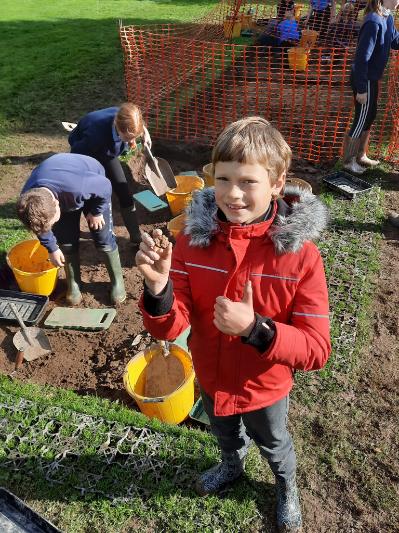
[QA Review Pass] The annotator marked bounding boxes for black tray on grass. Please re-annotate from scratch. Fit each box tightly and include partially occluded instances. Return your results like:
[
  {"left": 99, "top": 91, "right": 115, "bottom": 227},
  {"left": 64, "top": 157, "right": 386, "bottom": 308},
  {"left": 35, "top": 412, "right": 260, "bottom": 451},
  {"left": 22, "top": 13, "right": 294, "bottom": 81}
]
[
  {"left": 323, "top": 170, "right": 372, "bottom": 199},
  {"left": 0, "top": 289, "right": 48, "bottom": 326},
  {"left": 0, "top": 487, "right": 61, "bottom": 532}
]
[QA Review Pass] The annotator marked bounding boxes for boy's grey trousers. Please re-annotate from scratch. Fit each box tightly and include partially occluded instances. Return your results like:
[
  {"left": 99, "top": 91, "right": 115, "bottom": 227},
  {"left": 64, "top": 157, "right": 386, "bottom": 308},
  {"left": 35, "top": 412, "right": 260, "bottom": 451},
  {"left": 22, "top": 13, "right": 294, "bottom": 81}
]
[{"left": 201, "top": 391, "right": 296, "bottom": 483}]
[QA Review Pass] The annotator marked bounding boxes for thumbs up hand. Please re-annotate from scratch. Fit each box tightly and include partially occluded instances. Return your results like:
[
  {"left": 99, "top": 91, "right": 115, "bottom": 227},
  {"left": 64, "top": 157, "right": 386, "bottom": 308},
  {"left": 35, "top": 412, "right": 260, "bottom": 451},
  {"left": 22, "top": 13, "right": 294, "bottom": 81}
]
[{"left": 213, "top": 281, "right": 256, "bottom": 337}]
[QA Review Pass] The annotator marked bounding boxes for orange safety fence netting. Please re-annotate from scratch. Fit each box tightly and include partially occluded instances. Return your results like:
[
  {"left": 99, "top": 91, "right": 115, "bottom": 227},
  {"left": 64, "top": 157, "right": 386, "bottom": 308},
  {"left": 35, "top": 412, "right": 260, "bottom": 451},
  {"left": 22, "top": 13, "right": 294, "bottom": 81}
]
[{"left": 120, "top": 0, "right": 399, "bottom": 163}]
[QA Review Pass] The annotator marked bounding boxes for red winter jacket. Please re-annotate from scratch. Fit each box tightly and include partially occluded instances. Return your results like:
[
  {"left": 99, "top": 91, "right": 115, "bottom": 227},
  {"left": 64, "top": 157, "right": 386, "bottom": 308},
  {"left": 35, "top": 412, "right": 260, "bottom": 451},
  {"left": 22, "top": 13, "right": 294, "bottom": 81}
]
[{"left": 141, "top": 187, "right": 331, "bottom": 416}]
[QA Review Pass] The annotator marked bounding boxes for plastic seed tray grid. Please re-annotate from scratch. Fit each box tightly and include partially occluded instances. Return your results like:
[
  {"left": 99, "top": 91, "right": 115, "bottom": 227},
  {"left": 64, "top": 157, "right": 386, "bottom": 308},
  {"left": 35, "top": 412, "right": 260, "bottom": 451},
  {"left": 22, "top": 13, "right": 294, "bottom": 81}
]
[{"left": 0, "top": 393, "right": 200, "bottom": 503}]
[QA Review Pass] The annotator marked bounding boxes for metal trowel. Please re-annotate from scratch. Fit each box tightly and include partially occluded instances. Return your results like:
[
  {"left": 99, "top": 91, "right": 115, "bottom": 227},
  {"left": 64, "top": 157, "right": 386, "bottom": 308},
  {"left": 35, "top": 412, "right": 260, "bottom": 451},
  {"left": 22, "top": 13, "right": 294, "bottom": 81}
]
[
  {"left": 9, "top": 303, "right": 52, "bottom": 363},
  {"left": 144, "top": 145, "right": 176, "bottom": 196}
]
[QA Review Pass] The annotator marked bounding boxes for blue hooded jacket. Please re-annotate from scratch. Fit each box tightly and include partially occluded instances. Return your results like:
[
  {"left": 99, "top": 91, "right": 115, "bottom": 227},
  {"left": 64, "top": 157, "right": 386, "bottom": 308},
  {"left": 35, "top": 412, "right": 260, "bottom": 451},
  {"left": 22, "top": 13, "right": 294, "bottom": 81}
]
[
  {"left": 21, "top": 153, "right": 112, "bottom": 252},
  {"left": 68, "top": 107, "right": 127, "bottom": 163},
  {"left": 352, "top": 12, "right": 399, "bottom": 94}
]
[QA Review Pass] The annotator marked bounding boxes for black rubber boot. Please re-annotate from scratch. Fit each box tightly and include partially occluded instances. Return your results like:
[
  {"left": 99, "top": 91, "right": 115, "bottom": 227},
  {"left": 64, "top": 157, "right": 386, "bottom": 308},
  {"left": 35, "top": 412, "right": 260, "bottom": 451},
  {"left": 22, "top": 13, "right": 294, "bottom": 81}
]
[
  {"left": 120, "top": 206, "right": 141, "bottom": 245},
  {"left": 62, "top": 252, "right": 82, "bottom": 306},
  {"left": 195, "top": 456, "right": 245, "bottom": 496},
  {"left": 275, "top": 476, "right": 302, "bottom": 532},
  {"left": 103, "top": 248, "right": 126, "bottom": 304}
]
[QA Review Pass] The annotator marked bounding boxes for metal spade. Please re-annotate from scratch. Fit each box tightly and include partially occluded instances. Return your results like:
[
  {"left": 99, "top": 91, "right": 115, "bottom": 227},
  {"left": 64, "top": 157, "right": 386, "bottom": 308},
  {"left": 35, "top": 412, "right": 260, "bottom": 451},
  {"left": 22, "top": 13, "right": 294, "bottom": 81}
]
[
  {"left": 144, "top": 145, "right": 176, "bottom": 195},
  {"left": 9, "top": 302, "right": 52, "bottom": 362}
]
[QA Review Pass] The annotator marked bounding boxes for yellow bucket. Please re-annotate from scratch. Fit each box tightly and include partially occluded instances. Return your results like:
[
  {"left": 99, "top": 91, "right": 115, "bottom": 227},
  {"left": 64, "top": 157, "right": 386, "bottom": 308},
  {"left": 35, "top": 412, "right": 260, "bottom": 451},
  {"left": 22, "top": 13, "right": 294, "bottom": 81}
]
[
  {"left": 294, "top": 3, "right": 305, "bottom": 20},
  {"left": 123, "top": 343, "right": 195, "bottom": 425},
  {"left": 223, "top": 20, "right": 242, "bottom": 38},
  {"left": 285, "top": 177, "right": 312, "bottom": 193},
  {"left": 166, "top": 175, "right": 204, "bottom": 217},
  {"left": 6, "top": 239, "right": 59, "bottom": 296},
  {"left": 240, "top": 14, "right": 253, "bottom": 30},
  {"left": 167, "top": 213, "right": 186, "bottom": 239},
  {"left": 300, "top": 29, "right": 319, "bottom": 48},
  {"left": 202, "top": 163, "right": 214, "bottom": 187},
  {"left": 287, "top": 47, "right": 308, "bottom": 71}
]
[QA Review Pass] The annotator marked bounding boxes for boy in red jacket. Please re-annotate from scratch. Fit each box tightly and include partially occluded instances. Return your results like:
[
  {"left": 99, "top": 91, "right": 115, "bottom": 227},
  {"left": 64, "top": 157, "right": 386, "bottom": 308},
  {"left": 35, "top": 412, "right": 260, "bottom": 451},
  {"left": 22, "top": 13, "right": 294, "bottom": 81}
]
[{"left": 136, "top": 117, "right": 331, "bottom": 532}]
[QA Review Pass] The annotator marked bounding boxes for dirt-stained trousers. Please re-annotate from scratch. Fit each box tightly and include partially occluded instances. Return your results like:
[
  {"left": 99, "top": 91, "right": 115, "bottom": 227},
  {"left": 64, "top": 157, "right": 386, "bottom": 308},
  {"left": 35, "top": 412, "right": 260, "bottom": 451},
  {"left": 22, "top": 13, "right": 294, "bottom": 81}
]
[{"left": 201, "top": 390, "right": 296, "bottom": 483}]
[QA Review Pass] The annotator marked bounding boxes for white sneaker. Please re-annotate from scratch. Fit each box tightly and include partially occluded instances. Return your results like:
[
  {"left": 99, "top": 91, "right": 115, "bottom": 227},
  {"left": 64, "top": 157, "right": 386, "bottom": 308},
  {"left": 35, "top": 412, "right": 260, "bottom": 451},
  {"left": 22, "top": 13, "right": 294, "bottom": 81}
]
[
  {"left": 343, "top": 158, "right": 366, "bottom": 175},
  {"left": 357, "top": 155, "right": 380, "bottom": 167}
]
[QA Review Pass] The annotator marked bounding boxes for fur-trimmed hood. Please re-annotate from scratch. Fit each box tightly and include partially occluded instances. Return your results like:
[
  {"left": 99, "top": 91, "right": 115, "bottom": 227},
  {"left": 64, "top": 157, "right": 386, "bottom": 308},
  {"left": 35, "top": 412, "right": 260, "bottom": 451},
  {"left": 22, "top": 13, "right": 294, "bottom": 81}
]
[{"left": 184, "top": 185, "right": 329, "bottom": 254}]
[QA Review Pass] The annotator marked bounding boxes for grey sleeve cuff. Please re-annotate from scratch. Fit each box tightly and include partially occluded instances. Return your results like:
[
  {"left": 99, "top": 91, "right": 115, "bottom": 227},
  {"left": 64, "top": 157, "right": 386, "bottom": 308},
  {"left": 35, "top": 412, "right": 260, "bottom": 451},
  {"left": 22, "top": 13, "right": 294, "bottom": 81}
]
[
  {"left": 241, "top": 313, "right": 276, "bottom": 354},
  {"left": 143, "top": 279, "right": 173, "bottom": 316}
]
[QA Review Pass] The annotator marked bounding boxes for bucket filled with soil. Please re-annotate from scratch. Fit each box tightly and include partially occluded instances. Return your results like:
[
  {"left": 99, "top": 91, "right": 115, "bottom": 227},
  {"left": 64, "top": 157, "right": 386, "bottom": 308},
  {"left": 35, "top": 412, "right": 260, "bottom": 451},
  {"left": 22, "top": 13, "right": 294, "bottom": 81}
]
[
  {"left": 6, "top": 239, "right": 59, "bottom": 296},
  {"left": 123, "top": 342, "right": 195, "bottom": 424}
]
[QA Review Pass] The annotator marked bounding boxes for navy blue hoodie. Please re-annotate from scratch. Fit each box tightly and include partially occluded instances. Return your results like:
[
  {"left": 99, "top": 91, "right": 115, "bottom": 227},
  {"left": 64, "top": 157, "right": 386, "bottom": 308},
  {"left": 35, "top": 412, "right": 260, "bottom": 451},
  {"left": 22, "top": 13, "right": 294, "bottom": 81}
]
[
  {"left": 68, "top": 107, "right": 127, "bottom": 163},
  {"left": 21, "top": 153, "right": 112, "bottom": 252},
  {"left": 352, "top": 11, "right": 399, "bottom": 94}
]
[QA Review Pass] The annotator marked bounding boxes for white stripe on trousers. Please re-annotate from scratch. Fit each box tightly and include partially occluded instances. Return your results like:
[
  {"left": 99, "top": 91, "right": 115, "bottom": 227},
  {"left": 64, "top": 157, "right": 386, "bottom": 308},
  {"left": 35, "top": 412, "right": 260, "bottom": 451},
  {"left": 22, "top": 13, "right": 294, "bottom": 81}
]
[{"left": 352, "top": 80, "right": 370, "bottom": 139}]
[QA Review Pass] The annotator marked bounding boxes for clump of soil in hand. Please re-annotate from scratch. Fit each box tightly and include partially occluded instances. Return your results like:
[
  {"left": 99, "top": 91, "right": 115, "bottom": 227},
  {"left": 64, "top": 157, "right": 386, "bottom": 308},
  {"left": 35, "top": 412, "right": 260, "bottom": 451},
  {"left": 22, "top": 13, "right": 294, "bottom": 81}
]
[
  {"left": 152, "top": 230, "right": 169, "bottom": 250},
  {"left": 144, "top": 350, "right": 185, "bottom": 397}
]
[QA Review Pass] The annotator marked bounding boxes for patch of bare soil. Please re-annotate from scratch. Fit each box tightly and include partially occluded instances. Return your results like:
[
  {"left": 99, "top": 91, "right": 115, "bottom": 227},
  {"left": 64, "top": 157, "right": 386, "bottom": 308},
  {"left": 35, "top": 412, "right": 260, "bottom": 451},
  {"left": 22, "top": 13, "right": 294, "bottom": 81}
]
[{"left": 1, "top": 135, "right": 398, "bottom": 531}]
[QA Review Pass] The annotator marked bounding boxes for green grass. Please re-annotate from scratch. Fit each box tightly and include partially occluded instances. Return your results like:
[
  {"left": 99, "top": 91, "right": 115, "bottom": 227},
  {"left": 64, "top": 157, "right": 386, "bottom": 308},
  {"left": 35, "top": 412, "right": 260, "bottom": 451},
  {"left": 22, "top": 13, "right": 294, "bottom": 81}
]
[
  {"left": 293, "top": 183, "right": 383, "bottom": 403},
  {"left": 0, "top": 201, "right": 31, "bottom": 263},
  {"left": 0, "top": 377, "right": 268, "bottom": 532},
  {"left": 0, "top": 0, "right": 218, "bottom": 139}
]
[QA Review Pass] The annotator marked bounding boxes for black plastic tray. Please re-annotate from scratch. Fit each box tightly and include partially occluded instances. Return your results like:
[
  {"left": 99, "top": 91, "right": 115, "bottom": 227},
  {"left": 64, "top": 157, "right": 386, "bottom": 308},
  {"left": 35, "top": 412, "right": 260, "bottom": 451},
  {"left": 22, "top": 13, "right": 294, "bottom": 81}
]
[
  {"left": 323, "top": 171, "right": 373, "bottom": 199},
  {"left": 0, "top": 289, "right": 48, "bottom": 326},
  {"left": 0, "top": 487, "right": 61, "bottom": 532}
]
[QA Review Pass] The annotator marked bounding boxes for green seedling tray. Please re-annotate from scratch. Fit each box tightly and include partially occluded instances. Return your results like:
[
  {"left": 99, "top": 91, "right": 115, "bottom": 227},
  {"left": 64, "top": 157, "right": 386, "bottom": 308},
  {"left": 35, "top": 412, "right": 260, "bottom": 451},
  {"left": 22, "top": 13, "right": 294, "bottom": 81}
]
[
  {"left": 44, "top": 307, "right": 116, "bottom": 331},
  {"left": 189, "top": 397, "right": 210, "bottom": 426}
]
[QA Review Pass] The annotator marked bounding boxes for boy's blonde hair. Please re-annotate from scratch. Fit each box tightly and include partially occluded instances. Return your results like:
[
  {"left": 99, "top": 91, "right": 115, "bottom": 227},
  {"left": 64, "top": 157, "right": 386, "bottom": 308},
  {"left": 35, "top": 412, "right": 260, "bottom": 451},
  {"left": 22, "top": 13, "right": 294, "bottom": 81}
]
[
  {"left": 211, "top": 116, "right": 292, "bottom": 183},
  {"left": 16, "top": 188, "right": 56, "bottom": 234},
  {"left": 114, "top": 103, "right": 144, "bottom": 138}
]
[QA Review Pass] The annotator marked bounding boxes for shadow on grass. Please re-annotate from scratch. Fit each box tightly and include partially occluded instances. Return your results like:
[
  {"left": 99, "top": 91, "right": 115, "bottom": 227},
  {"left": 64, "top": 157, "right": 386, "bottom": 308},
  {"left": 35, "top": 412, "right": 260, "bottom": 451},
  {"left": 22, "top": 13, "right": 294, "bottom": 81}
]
[
  {"left": 329, "top": 219, "right": 382, "bottom": 234},
  {"left": 0, "top": 153, "right": 56, "bottom": 166}
]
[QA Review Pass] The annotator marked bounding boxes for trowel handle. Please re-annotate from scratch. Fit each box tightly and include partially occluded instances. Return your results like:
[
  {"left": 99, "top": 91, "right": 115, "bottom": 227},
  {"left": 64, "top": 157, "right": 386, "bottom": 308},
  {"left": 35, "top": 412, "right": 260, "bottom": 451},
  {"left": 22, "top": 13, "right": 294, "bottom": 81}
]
[
  {"left": 9, "top": 303, "right": 34, "bottom": 346},
  {"left": 159, "top": 340, "right": 170, "bottom": 357}
]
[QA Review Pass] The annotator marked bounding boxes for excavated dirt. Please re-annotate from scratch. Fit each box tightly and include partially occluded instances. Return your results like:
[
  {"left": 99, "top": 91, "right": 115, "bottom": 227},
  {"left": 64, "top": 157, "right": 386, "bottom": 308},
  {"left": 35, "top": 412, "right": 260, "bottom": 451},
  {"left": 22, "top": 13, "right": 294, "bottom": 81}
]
[{"left": 144, "top": 351, "right": 185, "bottom": 398}]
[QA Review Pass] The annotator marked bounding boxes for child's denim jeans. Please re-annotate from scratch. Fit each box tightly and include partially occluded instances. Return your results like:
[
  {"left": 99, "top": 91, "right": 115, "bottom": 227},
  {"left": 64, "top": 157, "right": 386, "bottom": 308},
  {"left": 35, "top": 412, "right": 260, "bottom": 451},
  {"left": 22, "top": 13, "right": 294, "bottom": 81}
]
[{"left": 201, "top": 390, "right": 296, "bottom": 483}]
